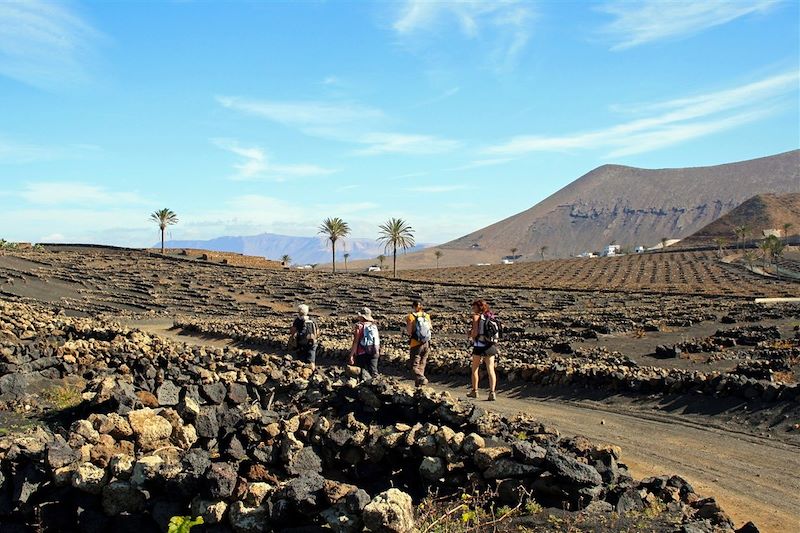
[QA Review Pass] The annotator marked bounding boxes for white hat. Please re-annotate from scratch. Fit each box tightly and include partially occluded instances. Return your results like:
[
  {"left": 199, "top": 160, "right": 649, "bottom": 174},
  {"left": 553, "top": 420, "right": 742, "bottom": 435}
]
[
  {"left": 358, "top": 306, "right": 374, "bottom": 321},
  {"left": 298, "top": 304, "right": 309, "bottom": 316}
]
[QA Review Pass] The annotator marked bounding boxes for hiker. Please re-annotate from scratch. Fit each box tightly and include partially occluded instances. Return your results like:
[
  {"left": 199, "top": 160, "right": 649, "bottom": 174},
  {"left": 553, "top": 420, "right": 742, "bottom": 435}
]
[
  {"left": 406, "top": 300, "right": 432, "bottom": 387},
  {"left": 289, "top": 304, "right": 318, "bottom": 371},
  {"left": 468, "top": 299, "right": 499, "bottom": 401},
  {"left": 348, "top": 306, "right": 380, "bottom": 378}
]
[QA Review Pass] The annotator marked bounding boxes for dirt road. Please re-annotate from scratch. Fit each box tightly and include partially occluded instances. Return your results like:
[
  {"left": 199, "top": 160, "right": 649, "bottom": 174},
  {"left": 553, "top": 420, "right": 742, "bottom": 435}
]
[{"left": 130, "top": 320, "right": 800, "bottom": 533}]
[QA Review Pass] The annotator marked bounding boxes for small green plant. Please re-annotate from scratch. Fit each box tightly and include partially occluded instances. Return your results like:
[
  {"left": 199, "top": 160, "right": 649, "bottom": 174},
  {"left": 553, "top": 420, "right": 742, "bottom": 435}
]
[
  {"left": 643, "top": 500, "right": 666, "bottom": 518},
  {"left": 516, "top": 430, "right": 528, "bottom": 440},
  {"left": 42, "top": 384, "right": 83, "bottom": 410},
  {"left": 525, "top": 500, "right": 543, "bottom": 515},
  {"left": 496, "top": 505, "right": 515, "bottom": 518},
  {"left": 167, "top": 516, "right": 204, "bottom": 533}
]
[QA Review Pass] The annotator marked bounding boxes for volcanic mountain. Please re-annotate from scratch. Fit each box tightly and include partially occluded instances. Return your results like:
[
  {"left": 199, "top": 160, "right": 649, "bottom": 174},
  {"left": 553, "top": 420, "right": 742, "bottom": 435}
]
[
  {"left": 679, "top": 192, "right": 800, "bottom": 247},
  {"left": 386, "top": 150, "right": 800, "bottom": 269}
]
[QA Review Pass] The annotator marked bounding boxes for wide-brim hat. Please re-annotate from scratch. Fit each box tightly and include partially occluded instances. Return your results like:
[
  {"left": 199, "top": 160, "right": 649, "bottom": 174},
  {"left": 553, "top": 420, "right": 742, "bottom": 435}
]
[{"left": 358, "top": 306, "right": 375, "bottom": 321}]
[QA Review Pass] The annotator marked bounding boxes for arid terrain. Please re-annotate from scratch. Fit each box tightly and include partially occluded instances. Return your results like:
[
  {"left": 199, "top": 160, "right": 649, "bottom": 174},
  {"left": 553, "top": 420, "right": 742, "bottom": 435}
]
[
  {"left": 1, "top": 245, "right": 798, "bottom": 532},
  {"left": 362, "top": 150, "right": 800, "bottom": 269}
]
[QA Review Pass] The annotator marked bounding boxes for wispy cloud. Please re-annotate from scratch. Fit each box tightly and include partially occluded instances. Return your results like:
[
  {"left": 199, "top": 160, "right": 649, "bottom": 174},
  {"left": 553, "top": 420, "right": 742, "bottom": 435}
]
[
  {"left": 354, "top": 132, "right": 460, "bottom": 155},
  {"left": 0, "top": 0, "right": 102, "bottom": 88},
  {"left": 392, "top": 0, "right": 535, "bottom": 71},
  {"left": 212, "top": 138, "right": 336, "bottom": 181},
  {"left": 598, "top": 0, "right": 780, "bottom": 50},
  {"left": 410, "top": 87, "right": 461, "bottom": 108},
  {"left": 408, "top": 185, "right": 471, "bottom": 193},
  {"left": 485, "top": 71, "right": 799, "bottom": 158},
  {"left": 18, "top": 182, "right": 148, "bottom": 206},
  {"left": 0, "top": 137, "right": 60, "bottom": 163},
  {"left": 218, "top": 96, "right": 460, "bottom": 156},
  {"left": 446, "top": 157, "right": 514, "bottom": 171}
]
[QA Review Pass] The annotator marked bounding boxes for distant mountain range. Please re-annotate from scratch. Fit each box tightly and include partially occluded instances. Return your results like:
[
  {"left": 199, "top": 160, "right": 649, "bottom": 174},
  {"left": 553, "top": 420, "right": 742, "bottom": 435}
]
[
  {"left": 160, "top": 233, "right": 434, "bottom": 265},
  {"left": 367, "top": 149, "right": 800, "bottom": 269}
]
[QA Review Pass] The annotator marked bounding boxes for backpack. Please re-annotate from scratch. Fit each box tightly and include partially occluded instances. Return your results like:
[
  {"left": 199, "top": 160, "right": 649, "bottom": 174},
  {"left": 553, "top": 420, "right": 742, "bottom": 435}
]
[
  {"left": 478, "top": 313, "right": 502, "bottom": 344},
  {"left": 412, "top": 312, "right": 432, "bottom": 343},
  {"left": 296, "top": 318, "right": 318, "bottom": 347},
  {"left": 359, "top": 322, "right": 380, "bottom": 356}
]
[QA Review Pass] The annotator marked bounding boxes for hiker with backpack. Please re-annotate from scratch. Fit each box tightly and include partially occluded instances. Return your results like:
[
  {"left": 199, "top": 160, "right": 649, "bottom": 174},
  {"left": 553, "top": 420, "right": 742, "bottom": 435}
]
[
  {"left": 406, "top": 300, "right": 432, "bottom": 387},
  {"left": 348, "top": 306, "right": 380, "bottom": 379},
  {"left": 289, "top": 304, "right": 318, "bottom": 371},
  {"left": 468, "top": 299, "right": 500, "bottom": 401}
]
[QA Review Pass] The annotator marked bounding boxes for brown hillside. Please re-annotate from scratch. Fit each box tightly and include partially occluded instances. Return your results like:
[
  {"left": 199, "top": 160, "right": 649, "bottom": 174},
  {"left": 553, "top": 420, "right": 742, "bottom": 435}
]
[
  {"left": 679, "top": 192, "right": 800, "bottom": 247},
  {"left": 381, "top": 150, "right": 799, "bottom": 269}
]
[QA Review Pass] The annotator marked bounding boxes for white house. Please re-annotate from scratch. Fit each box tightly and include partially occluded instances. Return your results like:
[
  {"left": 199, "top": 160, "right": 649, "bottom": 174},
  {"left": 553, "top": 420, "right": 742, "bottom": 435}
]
[{"left": 601, "top": 244, "right": 621, "bottom": 257}]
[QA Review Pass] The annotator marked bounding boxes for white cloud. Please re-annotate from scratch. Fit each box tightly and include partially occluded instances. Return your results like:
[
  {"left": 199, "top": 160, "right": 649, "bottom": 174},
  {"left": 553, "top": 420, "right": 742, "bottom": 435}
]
[
  {"left": 39, "top": 233, "right": 65, "bottom": 242},
  {"left": 218, "top": 96, "right": 460, "bottom": 156},
  {"left": 353, "top": 132, "right": 460, "bottom": 155},
  {"left": 485, "top": 71, "right": 799, "bottom": 157},
  {"left": 18, "top": 182, "right": 148, "bottom": 206},
  {"left": 408, "top": 185, "right": 471, "bottom": 193},
  {"left": 217, "top": 96, "right": 384, "bottom": 136},
  {"left": 599, "top": 0, "right": 779, "bottom": 50},
  {"left": 410, "top": 87, "right": 461, "bottom": 108},
  {"left": 0, "top": 0, "right": 102, "bottom": 87},
  {"left": 446, "top": 157, "right": 514, "bottom": 171},
  {"left": 212, "top": 138, "right": 336, "bottom": 181},
  {"left": 392, "top": 0, "right": 535, "bottom": 71},
  {"left": 0, "top": 137, "right": 60, "bottom": 163}
]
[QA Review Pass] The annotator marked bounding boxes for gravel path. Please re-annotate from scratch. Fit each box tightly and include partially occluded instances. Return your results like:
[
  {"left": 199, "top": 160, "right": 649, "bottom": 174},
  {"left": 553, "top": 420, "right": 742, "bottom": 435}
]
[{"left": 131, "top": 320, "right": 800, "bottom": 533}]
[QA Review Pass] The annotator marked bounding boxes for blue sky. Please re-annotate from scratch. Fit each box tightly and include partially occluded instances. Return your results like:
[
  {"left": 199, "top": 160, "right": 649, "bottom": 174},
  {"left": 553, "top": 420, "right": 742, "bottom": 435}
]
[{"left": 1, "top": 0, "right": 798, "bottom": 246}]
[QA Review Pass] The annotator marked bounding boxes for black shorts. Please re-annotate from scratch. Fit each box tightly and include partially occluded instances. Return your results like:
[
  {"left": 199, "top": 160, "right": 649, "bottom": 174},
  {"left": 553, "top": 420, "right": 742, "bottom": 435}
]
[{"left": 472, "top": 344, "right": 498, "bottom": 357}]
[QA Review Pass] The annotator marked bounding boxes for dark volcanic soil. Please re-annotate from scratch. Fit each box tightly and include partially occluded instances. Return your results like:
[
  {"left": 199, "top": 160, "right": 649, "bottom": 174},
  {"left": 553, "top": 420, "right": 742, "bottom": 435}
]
[{"left": 2, "top": 245, "right": 800, "bottom": 531}]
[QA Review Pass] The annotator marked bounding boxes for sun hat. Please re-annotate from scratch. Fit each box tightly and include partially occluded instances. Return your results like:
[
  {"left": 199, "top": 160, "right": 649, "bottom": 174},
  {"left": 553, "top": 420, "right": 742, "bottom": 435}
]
[
  {"left": 358, "top": 306, "right": 374, "bottom": 321},
  {"left": 298, "top": 304, "right": 309, "bottom": 316}
]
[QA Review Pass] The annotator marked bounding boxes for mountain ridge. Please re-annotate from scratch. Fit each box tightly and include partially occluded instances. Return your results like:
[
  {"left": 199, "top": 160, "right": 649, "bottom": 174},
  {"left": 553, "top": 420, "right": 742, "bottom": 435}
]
[{"left": 349, "top": 150, "right": 800, "bottom": 270}]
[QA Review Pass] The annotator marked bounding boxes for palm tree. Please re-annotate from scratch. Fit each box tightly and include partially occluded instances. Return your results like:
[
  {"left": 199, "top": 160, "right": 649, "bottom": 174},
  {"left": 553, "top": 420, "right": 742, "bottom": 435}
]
[
  {"left": 343, "top": 253, "right": 350, "bottom": 272},
  {"left": 660, "top": 237, "right": 668, "bottom": 250},
  {"left": 743, "top": 251, "right": 757, "bottom": 272},
  {"left": 434, "top": 250, "right": 443, "bottom": 268},
  {"left": 783, "top": 222, "right": 794, "bottom": 246},
  {"left": 759, "top": 238, "right": 773, "bottom": 271},
  {"left": 510, "top": 247, "right": 518, "bottom": 257},
  {"left": 733, "top": 226, "right": 745, "bottom": 250},
  {"left": 150, "top": 208, "right": 178, "bottom": 254},
  {"left": 281, "top": 254, "right": 291, "bottom": 267},
  {"left": 712, "top": 237, "right": 727, "bottom": 259},
  {"left": 768, "top": 235, "right": 785, "bottom": 277},
  {"left": 318, "top": 217, "right": 350, "bottom": 273},
  {"left": 377, "top": 218, "right": 415, "bottom": 277},
  {"left": 540, "top": 245, "right": 548, "bottom": 260},
  {"left": 377, "top": 255, "right": 386, "bottom": 269}
]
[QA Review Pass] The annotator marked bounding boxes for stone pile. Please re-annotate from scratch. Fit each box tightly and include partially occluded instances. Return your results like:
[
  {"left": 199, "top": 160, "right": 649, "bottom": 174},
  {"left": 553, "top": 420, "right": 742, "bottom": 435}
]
[
  {"left": 0, "top": 301, "right": 752, "bottom": 532},
  {"left": 175, "top": 315, "right": 800, "bottom": 405}
]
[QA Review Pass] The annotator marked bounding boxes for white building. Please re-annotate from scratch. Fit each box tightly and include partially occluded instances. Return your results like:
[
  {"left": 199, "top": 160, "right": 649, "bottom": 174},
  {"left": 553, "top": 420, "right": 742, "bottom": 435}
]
[{"left": 601, "top": 244, "right": 621, "bottom": 257}]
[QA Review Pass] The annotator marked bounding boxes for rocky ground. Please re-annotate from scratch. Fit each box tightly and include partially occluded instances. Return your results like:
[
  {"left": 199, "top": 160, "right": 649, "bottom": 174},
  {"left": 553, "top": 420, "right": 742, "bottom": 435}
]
[
  {"left": 1, "top": 246, "right": 799, "bottom": 531},
  {"left": 0, "top": 301, "right": 753, "bottom": 532}
]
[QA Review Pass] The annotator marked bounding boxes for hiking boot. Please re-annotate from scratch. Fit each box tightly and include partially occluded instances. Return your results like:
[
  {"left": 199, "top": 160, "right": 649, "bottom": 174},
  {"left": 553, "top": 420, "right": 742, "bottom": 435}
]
[
  {"left": 416, "top": 377, "right": 428, "bottom": 387},
  {"left": 487, "top": 391, "right": 497, "bottom": 401},
  {"left": 467, "top": 389, "right": 478, "bottom": 398}
]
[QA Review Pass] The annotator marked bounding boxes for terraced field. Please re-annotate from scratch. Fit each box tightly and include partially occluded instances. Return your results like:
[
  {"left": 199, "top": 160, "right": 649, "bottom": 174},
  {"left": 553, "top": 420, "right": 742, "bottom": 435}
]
[{"left": 396, "top": 250, "right": 799, "bottom": 297}]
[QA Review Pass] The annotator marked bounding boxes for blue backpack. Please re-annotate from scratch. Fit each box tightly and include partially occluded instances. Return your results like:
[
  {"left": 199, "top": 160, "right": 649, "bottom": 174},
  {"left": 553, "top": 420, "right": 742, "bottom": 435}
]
[
  {"left": 412, "top": 313, "right": 432, "bottom": 343},
  {"left": 359, "top": 323, "right": 380, "bottom": 356}
]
